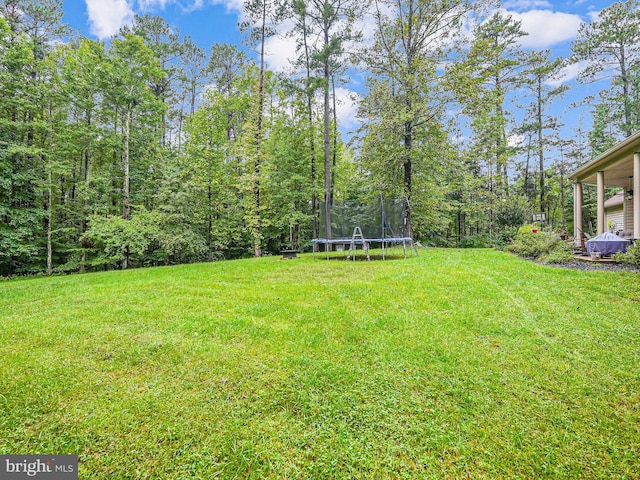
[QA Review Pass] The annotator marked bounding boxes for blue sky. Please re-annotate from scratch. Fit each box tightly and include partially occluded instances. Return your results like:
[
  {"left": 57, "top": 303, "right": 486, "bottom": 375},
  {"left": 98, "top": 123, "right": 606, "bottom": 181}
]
[{"left": 61, "top": 0, "right": 619, "bottom": 152}]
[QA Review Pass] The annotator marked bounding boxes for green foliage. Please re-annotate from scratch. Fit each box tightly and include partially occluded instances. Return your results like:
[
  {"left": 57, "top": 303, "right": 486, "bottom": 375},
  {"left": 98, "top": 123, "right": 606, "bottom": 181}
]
[
  {"left": 84, "top": 208, "right": 208, "bottom": 269},
  {"left": 492, "top": 226, "right": 519, "bottom": 247},
  {"left": 494, "top": 195, "right": 530, "bottom": 228},
  {"left": 538, "top": 243, "right": 574, "bottom": 264},
  {"left": 460, "top": 234, "right": 491, "bottom": 248},
  {"left": 613, "top": 241, "right": 640, "bottom": 266},
  {"left": 2, "top": 0, "right": 640, "bottom": 277},
  {"left": 84, "top": 210, "right": 161, "bottom": 268},
  {"left": 506, "top": 230, "right": 572, "bottom": 263},
  {"left": 571, "top": 0, "right": 640, "bottom": 140}
]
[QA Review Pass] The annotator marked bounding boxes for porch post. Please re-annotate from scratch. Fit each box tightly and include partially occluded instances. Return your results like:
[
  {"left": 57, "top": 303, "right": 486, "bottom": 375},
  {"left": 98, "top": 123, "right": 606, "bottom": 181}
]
[
  {"left": 634, "top": 153, "right": 640, "bottom": 239},
  {"left": 597, "top": 170, "right": 605, "bottom": 235},
  {"left": 574, "top": 182, "right": 583, "bottom": 242}
]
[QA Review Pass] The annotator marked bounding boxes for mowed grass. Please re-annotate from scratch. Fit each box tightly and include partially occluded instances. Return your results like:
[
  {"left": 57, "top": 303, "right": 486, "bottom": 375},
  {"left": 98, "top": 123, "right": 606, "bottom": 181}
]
[{"left": 0, "top": 248, "right": 639, "bottom": 479}]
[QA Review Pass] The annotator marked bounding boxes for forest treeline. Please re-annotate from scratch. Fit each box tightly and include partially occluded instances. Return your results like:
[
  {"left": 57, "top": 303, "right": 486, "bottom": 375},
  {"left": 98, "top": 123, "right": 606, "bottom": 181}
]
[{"left": 1, "top": 0, "right": 639, "bottom": 275}]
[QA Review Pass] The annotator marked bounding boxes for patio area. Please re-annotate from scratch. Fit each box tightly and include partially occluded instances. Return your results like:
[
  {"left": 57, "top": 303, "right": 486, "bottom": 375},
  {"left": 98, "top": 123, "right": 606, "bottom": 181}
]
[{"left": 569, "top": 131, "right": 640, "bottom": 243}]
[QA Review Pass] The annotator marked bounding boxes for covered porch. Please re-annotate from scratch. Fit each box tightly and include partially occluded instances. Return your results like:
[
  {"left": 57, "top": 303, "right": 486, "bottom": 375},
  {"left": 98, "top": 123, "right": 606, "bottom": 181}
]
[{"left": 570, "top": 131, "right": 640, "bottom": 242}]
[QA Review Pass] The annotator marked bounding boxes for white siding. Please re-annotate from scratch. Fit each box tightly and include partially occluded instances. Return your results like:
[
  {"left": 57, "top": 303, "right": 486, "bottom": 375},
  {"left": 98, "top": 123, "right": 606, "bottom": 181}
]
[
  {"left": 624, "top": 196, "right": 634, "bottom": 231},
  {"left": 606, "top": 206, "right": 624, "bottom": 232}
]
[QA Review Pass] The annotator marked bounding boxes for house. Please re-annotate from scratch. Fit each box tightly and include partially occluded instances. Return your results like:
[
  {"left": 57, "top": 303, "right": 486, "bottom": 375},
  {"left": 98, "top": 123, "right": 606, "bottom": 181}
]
[
  {"left": 605, "top": 192, "right": 625, "bottom": 233},
  {"left": 569, "top": 131, "right": 640, "bottom": 241}
]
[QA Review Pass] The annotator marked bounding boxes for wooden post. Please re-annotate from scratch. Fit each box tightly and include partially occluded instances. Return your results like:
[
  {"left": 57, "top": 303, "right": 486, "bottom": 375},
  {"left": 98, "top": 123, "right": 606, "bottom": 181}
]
[
  {"left": 634, "top": 153, "right": 640, "bottom": 239},
  {"left": 574, "top": 182, "right": 583, "bottom": 243},
  {"left": 597, "top": 171, "right": 605, "bottom": 235}
]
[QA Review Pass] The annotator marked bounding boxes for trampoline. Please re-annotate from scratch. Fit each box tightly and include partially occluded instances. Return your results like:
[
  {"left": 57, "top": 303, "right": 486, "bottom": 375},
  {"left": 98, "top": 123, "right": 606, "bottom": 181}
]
[{"left": 312, "top": 196, "right": 417, "bottom": 260}]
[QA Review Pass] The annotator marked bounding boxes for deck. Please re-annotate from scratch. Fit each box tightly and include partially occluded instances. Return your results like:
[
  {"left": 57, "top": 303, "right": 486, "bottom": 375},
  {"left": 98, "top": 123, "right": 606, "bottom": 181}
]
[{"left": 574, "top": 254, "right": 617, "bottom": 264}]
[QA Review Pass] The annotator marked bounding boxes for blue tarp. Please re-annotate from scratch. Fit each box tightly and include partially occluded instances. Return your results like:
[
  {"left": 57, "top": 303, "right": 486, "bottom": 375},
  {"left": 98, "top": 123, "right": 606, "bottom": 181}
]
[{"left": 586, "top": 232, "right": 630, "bottom": 255}]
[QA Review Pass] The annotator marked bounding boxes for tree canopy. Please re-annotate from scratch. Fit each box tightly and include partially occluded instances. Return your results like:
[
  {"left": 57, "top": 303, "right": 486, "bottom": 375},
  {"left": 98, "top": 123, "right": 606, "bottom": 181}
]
[{"left": 0, "top": 0, "right": 632, "bottom": 275}]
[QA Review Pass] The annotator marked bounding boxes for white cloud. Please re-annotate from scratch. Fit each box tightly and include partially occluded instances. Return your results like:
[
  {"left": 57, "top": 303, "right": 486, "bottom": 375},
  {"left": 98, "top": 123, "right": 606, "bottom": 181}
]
[
  {"left": 137, "top": 0, "right": 171, "bottom": 9},
  {"left": 334, "top": 87, "right": 361, "bottom": 130},
  {"left": 508, "top": 9, "right": 582, "bottom": 49},
  {"left": 180, "top": 0, "right": 205, "bottom": 13},
  {"left": 210, "top": 0, "right": 243, "bottom": 14},
  {"left": 545, "top": 61, "right": 588, "bottom": 88},
  {"left": 84, "top": 0, "right": 241, "bottom": 39},
  {"left": 263, "top": 19, "right": 298, "bottom": 73},
  {"left": 507, "top": 133, "right": 525, "bottom": 148},
  {"left": 85, "top": 0, "right": 134, "bottom": 38},
  {"left": 587, "top": 10, "right": 601, "bottom": 22}
]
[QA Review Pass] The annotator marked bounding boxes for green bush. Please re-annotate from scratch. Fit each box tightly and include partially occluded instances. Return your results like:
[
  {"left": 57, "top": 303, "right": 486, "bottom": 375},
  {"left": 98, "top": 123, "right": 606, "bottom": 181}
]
[
  {"left": 495, "top": 196, "right": 531, "bottom": 228},
  {"left": 460, "top": 234, "right": 491, "bottom": 248},
  {"left": 506, "top": 231, "right": 572, "bottom": 263},
  {"left": 493, "top": 226, "right": 518, "bottom": 247},
  {"left": 517, "top": 224, "right": 535, "bottom": 235},
  {"left": 613, "top": 242, "right": 640, "bottom": 266},
  {"left": 539, "top": 243, "right": 574, "bottom": 264}
]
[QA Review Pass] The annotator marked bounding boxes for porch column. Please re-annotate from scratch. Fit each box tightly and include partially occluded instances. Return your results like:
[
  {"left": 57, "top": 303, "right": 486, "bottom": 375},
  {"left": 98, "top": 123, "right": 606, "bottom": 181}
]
[
  {"left": 597, "top": 170, "right": 605, "bottom": 235},
  {"left": 574, "top": 182, "right": 583, "bottom": 241},
  {"left": 635, "top": 153, "right": 640, "bottom": 239}
]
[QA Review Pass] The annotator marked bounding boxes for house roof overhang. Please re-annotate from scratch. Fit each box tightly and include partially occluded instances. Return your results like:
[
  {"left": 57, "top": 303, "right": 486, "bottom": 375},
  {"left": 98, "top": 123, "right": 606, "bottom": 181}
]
[
  {"left": 569, "top": 131, "right": 640, "bottom": 187},
  {"left": 604, "top": 192, "right": 624, "bottom": 209}
]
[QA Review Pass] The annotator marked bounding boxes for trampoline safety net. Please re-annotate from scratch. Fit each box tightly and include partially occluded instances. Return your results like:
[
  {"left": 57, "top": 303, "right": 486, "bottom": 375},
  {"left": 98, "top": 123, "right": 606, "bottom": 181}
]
[{"left": 317, "top": 197, "right": 409, "bottom": 240}]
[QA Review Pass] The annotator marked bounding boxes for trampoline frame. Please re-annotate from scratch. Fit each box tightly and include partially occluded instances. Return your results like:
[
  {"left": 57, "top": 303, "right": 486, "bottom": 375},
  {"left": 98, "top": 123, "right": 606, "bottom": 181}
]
[
  {"left": 311, "top": 236, "right": 416, "bottom": 260},
  {"left": 312, "top": 195, "right": 417, "bottom": 260}
]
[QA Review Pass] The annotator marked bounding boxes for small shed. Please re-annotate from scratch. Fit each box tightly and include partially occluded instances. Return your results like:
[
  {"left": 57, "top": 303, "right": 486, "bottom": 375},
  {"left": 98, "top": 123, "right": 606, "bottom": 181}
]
[{"left": 605, "top": 192, "right": 625, "bottom": 233}]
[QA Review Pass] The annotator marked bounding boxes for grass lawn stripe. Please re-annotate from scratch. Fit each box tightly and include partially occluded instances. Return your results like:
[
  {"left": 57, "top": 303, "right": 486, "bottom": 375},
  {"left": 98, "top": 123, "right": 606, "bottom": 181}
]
[{"left": 0, "top": 249, "right": 638, "bottom": 478}]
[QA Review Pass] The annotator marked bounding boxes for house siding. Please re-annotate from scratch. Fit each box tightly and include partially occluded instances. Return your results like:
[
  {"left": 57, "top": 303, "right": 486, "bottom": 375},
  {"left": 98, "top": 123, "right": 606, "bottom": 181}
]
[
  {"left": 625, "top": 196, "right": 634, "bottom": 231},
  {"left": 606, "top": 206, "right": 624, "bottom": 232}
]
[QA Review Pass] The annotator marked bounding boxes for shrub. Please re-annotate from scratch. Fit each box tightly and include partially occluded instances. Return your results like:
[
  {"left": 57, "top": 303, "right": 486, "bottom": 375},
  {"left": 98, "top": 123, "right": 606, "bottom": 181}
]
[
  {"left": 539, "top": 242, "right": 574, "bottom": 264},
  {"left": 493, "top": 226, "right": 518, "bottom": 247},
  {"left": 517, "top": 224, "right": 535, "bottom": 235},
  {"left": 460, "top": 234, "right": 491, "bottom": 248},
  {"left": 495, "top": 196, "right": 531, "bottom": 228},
  {"left": 613, "top": 242, "right": 640, "bottom": 266},
  {"left": 506, "top": 231, "right": 571, "bottom": 263}
]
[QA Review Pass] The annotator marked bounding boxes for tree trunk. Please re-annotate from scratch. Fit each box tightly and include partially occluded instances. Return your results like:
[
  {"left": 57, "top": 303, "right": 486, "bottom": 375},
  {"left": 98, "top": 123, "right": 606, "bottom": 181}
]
[
  {"left": 47, "top": 159, "right": 53, "bottom": 275},
  {"left": 323, "top": 27, "right": 332, "bottom": 240},
  {"left": 537, "top": 78, "right": 544, "bottom": 213},
  {"left": 330, "top": 74, "right": 338, "bottom": 206},
  {"left": 404, "top": 118, "right": 413, "bottom": 239},
  {"left": 300, "top": 4, "right": 318, "bottom": 245},
  {"left": 253, "top": 0, "right": 267, "bottom": 258},
  {"left": 619, "top": 44, "right": 632, "bottom": 137},
  {"left": 123, "top": 108, "right": 131, "bottom": 221}
]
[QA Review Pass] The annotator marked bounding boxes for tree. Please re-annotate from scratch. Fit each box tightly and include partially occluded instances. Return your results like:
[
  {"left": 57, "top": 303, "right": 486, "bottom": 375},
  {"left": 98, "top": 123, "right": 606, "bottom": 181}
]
[
  {"left": 261, "top": 84, "right": 315, "bottom": 251},
  {"left": 0, "top": 17, "right": 41, "bottom": 274},
  {"left": 301, "top": 0, "right": 364, "bottom": 239},
  {"left": 448, "top": 10, "right": 527, "bottom": 238},
  {"left": 239, "top": 0, "right": 286, "bottom": 256},
  {"left": 101, "top": 34, "right": 164, "bottom": 267},
  {"left": 361, "top": 0, "right": 471, "bottom": 238},
  {"left": 175, "top": 36, "right": 208, "bottom": 150},
  {"left": 452, "top": 11, "right": 527, "bottom": 194},
  {"left": 120, "top": 15, "right": 184, "bottom": 146},
  {"left": 518, "top": 50, "right": 567, "bottom": 215},
  {"left": 571, "top": 0, "right": 640, "bottom": 140},
  {"left": 288, "top": 0, "right": 325, "bottom": 242},
  {"left": 0, "top": 0, "right": 68, "bottom": 275},
  {"left": 186, "top": 46, "right": 253, "bottom": 258}
]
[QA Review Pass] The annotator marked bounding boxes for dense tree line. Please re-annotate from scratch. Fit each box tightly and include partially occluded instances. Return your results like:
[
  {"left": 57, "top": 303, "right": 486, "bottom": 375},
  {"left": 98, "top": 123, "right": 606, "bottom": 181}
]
[{"left": 1, "top": 0, "right": 638, "bottom": 275}]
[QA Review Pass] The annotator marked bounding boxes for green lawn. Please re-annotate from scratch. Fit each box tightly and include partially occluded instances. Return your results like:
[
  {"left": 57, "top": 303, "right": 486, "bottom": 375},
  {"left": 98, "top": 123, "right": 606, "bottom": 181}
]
[{"left": 1, "top": 249, "right": 639, "bottom": 479}]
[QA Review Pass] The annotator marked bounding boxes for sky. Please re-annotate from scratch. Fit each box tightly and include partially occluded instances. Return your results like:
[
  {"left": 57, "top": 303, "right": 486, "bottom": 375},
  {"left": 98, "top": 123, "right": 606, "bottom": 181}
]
[{"left": 61, "top": 0, "right": 619, "bottom": 151}]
